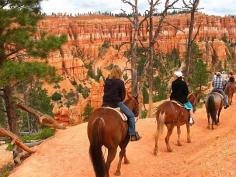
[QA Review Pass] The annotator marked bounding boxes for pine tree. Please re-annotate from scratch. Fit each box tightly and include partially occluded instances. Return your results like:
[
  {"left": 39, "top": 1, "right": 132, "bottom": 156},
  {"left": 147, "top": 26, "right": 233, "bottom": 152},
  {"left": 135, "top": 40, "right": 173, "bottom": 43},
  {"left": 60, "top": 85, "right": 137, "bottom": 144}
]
[
  {"left": 0, "top": 1, "right": 67, "bottom": 133},
  {"left": 189, "top": 59, "right": 209, "bottom": 93}
]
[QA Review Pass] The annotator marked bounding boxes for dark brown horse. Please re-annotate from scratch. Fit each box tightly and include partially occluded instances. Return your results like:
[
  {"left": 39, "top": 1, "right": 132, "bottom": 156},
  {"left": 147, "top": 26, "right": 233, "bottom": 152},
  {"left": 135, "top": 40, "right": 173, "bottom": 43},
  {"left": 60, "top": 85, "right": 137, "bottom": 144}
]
[
  {"left": 205, "top": 92, "right": 223, "bottom": 129},
  {"left": 153, "top": 93, "right": 197, "bottom": 155},
  {"left": 224, "top": 82, "right": 236, "bottom": 105},
  {"left": 87, "top": 96, "right": 139, "bottom": 177}
]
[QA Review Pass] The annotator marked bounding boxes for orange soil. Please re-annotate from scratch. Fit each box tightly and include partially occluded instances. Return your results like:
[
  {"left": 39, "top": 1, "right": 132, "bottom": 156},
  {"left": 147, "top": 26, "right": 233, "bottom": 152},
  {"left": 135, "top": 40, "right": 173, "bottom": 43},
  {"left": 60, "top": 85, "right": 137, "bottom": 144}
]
[{"left": 8, "top": 98, "right": 236, "bottom": 177}]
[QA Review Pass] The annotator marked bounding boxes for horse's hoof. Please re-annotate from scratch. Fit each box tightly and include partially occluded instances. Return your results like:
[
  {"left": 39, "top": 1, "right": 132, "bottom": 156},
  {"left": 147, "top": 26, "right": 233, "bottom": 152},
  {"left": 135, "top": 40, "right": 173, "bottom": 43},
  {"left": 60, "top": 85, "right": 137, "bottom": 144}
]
[
  {"left": 177, "top": 141, "right": 182, "bottom": 146},
  {"left": 114, "top": 171, "right": 121, "bottom": 176},
  {"left": 153, "top": 151, "right": 157, "bottom": 156},
  {"left": 124, "top": 159, "right": 130, "bottom": 164},
  {"left": 167, "top": 148, "right": 173, "bottom": 152},
  {"left": 187, "top": 139, "right": 191, "bottom": 143}
]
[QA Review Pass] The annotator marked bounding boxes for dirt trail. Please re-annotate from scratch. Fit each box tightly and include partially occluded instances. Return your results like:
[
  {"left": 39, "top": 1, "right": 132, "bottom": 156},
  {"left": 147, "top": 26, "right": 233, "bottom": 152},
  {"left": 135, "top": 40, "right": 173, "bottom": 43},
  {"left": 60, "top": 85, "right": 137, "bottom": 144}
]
[{"left": 9, "top": 98, "right": 236, "bottom": 177}]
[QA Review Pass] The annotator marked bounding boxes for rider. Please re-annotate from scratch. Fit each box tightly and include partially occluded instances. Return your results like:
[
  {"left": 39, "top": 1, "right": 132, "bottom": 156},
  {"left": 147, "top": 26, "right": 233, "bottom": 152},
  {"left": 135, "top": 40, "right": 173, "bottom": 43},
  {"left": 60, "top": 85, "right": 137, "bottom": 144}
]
[
  {"left": 102, "top": 65, "right": 141, "bottom": 141},
  {"left": 228, "top": 71, "right": 235, "bottom": 83},
  {"left": 212, "top": 71, "right": 229, "bottom": 109},
  {"left": 170, "top": 71, "right": 194, "bottom": 125}
]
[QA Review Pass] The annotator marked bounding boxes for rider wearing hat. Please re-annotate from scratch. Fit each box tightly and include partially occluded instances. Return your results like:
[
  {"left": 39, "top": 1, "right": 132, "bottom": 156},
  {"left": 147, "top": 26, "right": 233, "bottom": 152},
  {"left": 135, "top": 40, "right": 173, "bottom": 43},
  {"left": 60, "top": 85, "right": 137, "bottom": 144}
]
[
  {"left": 212, "top": 72, "right": 229, "bottom": 109},
  {"left": 170, "top": 71, "right": 194, "bottom": 125}
]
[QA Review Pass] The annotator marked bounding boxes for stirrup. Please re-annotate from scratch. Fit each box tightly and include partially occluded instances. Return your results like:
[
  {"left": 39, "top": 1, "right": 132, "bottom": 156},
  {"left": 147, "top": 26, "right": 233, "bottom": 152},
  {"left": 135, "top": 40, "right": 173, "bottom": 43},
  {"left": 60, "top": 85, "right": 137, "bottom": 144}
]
[{"left": 130, "top": 132, "right": 141, "bottom": 141}]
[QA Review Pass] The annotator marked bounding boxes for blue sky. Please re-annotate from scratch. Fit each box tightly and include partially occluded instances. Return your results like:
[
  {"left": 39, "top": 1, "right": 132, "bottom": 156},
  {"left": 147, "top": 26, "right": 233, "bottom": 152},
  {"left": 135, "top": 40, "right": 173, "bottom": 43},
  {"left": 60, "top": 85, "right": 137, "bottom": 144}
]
[{"left": 41, "top": 0, "right": 236, "bottom": 16}]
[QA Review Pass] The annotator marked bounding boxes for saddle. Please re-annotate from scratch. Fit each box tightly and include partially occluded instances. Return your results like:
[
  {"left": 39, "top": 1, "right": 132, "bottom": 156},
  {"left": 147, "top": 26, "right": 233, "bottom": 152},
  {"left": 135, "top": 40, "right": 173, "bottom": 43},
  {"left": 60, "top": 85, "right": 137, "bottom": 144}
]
[
  {"left": 170, "top": 100, "right": 184, "bottom": 108},
  {"left": 212, "top": 91, "right": 224, "bottom": 99},
  {"left": 102, "top": 107, "right": 128, "bottom": 121}
]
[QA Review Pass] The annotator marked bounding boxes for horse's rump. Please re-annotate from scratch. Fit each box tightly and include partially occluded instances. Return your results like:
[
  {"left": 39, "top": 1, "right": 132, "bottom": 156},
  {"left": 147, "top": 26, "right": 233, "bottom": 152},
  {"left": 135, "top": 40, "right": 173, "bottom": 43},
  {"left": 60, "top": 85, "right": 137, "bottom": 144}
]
[
  {"left": 88, "top": 108, "right": 128, "bottom": 147},
  {"left": 156, "top": 101, "right": 188, "bottom": 125}
]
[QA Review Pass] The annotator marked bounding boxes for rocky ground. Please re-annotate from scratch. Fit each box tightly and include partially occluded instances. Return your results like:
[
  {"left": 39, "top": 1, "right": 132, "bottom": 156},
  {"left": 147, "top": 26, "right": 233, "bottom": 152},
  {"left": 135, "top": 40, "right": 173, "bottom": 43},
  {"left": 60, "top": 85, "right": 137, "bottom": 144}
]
[{"left": 2, "top": 97, "right": 236, "bottom": 177}]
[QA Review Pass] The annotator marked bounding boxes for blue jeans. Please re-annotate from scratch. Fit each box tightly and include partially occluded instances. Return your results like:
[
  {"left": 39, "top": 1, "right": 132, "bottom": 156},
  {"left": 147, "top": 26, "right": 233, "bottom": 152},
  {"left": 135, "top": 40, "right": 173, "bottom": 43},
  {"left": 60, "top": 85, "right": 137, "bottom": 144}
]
[
  {"left": 212, "top": 88, "right": 228, "bottom": 107},
  {"left": 117, "top": 102, "right": 136, "bottom": 136}
]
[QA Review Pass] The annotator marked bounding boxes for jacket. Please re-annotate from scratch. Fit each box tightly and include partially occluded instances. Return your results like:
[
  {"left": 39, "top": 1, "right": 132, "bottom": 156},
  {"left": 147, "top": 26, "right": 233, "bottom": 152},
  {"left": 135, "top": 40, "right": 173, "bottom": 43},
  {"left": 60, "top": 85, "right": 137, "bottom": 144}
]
[
  {"left": 170, "top": 78, "right": 189, "bottom": 104},
  {"left": 102, "top": 78, "right": 126, "bottom": 107}
]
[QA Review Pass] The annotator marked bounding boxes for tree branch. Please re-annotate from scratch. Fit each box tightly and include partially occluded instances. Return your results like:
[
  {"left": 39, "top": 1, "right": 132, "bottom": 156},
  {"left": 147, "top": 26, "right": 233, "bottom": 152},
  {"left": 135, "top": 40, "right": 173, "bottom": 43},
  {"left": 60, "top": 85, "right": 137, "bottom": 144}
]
[
  {"left": 192, "top": 22, "right": 202, "bottom": 41},
  {"left": 121, "top": 0, "right": 135, "bottom": 8}
]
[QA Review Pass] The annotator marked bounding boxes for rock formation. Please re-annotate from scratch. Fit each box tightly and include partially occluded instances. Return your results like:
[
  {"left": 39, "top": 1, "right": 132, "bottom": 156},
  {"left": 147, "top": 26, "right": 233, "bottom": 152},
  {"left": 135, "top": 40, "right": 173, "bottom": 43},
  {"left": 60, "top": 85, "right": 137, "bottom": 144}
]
[{"left": 36, "top": 13, "right": 236, "bottom": 123}]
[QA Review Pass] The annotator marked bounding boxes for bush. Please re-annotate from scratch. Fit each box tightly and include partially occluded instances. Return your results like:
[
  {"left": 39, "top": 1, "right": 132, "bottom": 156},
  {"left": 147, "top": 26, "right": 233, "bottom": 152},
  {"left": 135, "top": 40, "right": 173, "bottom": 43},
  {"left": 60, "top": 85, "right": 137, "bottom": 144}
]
[
  {"left": 142, "top": 86, "right": 149, "bottom": 104},
  {"left": 141, "top": 110, "right": 147, "bottom": 119},
  {"left": 0, "top": 163, "right": 14, "bottom": 177},
  {"left": 83, "top": 103, "right": 93, "bottom": 121},
  {"left": 65, "top": 91, "right": 78, "bottom": 107},
  {"left": 51, "top": 92, "right": 62, "bottom": 101},
  {"left": 22, "top": 128, "right": 55, "bottom": 143}
]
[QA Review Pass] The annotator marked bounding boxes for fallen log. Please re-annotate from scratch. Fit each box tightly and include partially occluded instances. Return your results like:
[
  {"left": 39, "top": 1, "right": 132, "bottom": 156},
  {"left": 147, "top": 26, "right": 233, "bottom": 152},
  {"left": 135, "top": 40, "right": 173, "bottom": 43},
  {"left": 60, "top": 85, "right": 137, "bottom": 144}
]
[
  {"left": 16, "top": 103, "right": 65, "bottom": 129},
  {"left": 0, "top": 128, "right": 35, "bottom": 153}
]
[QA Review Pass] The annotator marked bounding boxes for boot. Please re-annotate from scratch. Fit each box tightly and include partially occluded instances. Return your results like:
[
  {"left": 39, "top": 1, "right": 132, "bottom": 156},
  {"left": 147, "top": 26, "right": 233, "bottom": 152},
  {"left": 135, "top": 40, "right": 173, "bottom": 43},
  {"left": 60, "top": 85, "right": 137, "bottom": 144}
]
[
  {"left": 189, "top": 117, "right": 194, "bottom": 126},
  {"left": 130, "top": 132, "right": 141, "bottom": 141}
]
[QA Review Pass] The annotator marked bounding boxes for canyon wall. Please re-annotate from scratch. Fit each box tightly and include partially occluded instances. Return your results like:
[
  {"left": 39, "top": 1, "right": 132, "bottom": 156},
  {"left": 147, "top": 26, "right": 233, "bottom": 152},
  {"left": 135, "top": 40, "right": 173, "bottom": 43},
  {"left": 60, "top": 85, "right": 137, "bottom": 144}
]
[{"left": 37, "top": 13, "right": 236, "bottom": 123}]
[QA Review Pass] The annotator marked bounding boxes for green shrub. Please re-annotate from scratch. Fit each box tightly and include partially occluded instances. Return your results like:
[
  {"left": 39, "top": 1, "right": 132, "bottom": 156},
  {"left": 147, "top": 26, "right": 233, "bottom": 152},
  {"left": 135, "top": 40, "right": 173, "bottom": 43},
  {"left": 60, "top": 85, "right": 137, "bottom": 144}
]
[
  {"left": 141, "top": 110, "right": 147, "bottom": 119},
  {"left": 83, "top": 103, "right": 93, "bottom": 121},
  {"left": 81, "top": 87, "right": 90, "bottom": 99},
  {"left": 0, "top": 163, "right": 14, "bottom": 177},
  {"left": 51, "top": 92, "right": 62, "bottom": 101},
  {"left": 65, "top": 91, "right": 78, "bottom": 107},
  {"left": 22, "top": 128, "right": 55, "bottom": 143}
]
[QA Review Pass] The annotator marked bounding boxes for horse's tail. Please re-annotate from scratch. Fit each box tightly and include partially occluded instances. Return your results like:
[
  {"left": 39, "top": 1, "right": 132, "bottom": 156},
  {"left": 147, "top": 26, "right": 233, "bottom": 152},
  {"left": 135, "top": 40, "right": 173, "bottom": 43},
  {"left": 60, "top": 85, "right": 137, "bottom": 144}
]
[
  {"left": 156, "top": 111, "right": 165, "bottom": 135},
  {"left": 207, "top": 95, "right": 217, "bottom": 124},
  {"left": 89, "top": 117, "right": 106, "bottom": 177}
]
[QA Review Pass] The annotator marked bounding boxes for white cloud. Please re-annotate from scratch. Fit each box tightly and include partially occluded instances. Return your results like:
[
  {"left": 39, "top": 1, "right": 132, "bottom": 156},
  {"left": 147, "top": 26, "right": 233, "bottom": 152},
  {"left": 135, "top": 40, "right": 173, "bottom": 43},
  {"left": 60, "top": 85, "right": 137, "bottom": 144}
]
[{"left": 41, "top": 0, "right": 236, "bottom": 16}]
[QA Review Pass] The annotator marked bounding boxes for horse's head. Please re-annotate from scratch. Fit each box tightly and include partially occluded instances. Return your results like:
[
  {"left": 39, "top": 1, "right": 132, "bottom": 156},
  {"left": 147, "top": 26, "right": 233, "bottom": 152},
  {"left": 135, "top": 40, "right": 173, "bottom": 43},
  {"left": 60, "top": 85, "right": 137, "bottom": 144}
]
[
  {"left": 124, "top": 94, "right": 139, "bottom": 117},
  {"left": 188, "top": 93, "right": 197, "bottom": 112}
]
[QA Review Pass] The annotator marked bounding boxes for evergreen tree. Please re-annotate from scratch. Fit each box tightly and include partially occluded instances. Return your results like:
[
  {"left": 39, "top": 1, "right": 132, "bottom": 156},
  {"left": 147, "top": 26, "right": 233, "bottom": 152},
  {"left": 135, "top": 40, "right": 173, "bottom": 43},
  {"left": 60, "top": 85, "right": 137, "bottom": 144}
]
[
  {"left": 0, "top": 1, "right": 67, "bottom": 133},
  {"left": 189, "top": 59, "right": 209, "bottom": 93}
]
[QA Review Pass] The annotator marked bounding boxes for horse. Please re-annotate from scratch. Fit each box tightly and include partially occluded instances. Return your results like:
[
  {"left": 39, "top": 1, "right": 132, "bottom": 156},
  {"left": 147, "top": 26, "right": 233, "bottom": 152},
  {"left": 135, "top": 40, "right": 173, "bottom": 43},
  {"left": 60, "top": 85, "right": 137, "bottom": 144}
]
[
  {"left": 205, "top": 92, "right": 223, "bottom": 129},
  {"left": 224, "top": 82, "right": 236, "bottom": 105},
  {"left": 153, "top": 93, "right": 197, "bottom": 155},
  {"left": 87, "top": 95, "right": 139, "bottom": 177}
]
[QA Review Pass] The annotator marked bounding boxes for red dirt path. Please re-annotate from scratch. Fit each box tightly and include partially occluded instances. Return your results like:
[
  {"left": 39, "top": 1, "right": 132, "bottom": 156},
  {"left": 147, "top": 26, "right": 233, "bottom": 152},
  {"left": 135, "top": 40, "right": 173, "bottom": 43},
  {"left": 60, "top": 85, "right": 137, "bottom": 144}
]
[{"left": 9, "top": 98, "right": 236, "bottom": 177}]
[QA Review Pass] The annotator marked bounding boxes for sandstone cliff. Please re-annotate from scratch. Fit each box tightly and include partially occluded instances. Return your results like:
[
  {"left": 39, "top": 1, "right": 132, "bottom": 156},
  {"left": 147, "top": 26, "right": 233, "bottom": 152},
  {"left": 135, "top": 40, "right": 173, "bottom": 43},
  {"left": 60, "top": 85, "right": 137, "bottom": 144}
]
[{"left": 37, "top": 13, "right": 236, "bottom": 123}]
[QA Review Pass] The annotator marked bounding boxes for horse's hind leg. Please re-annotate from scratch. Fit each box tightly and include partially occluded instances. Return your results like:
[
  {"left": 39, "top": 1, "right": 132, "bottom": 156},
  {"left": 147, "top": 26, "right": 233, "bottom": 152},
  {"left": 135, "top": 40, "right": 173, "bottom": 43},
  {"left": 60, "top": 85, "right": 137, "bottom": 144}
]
[
  {"left": 217, "top": 107, "right": 222, "bottom": 125},
  {"left": 165, "top": 124, "right": 174, "bottom": 152},
  {"left": 207, "top": 113, "right": 210, "bottom": 129},
  {"left": 123, "top": 136, "right": 130, "bottom": 164},
  {"left": 186, "top": 124, "right": 191, "bottom": 143},
  {"left": 106, "top": 148, "right": 117, "bottom": 177},
  {"left": 177, "top": 126, "right": 182, "bottom": 146},
  {"left": 115, "top": 136, "right": 130, "bottom": 176}
]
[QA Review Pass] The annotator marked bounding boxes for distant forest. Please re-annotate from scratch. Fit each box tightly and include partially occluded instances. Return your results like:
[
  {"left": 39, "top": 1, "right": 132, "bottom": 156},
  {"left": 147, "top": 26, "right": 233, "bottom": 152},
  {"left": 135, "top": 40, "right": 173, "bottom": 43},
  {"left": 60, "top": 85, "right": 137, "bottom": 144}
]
[{"left": 45, "top": 10, "right": 196, "bottom": 17}]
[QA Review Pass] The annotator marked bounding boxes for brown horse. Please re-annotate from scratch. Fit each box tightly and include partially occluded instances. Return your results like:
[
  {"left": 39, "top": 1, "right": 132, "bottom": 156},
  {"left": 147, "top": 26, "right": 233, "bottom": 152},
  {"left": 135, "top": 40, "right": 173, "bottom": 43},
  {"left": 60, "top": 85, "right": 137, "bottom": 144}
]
[
  {"left": 153, "top": 93, "right": 197, "bottom": 155},
  {"left": 224, "top": 82, "right": 236, "bottom": 105},
  {"left": 87, "top": 96, "right": 139, "bottom": 177},
  {"left": 205, "top": 92, "right": 223, "bottom": 129}
]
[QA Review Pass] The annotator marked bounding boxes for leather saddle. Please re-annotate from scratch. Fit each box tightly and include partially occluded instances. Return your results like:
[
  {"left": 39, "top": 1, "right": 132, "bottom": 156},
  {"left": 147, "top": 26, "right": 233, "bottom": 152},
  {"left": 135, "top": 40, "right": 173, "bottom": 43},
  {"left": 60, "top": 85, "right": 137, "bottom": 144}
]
[{"left": 102, "top": 107, "right": 128, "bottom": 121}]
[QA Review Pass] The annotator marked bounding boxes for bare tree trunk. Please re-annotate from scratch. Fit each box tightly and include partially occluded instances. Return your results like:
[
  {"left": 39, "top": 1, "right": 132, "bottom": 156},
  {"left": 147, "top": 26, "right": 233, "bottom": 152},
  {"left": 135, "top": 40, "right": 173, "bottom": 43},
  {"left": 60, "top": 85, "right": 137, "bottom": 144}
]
[
  {"left": 0, "top": 128, "right": 35, "bottom": 153},
  {"left": 147, "top": 0, "right": 154, "bottom": 118},
  {"left": 130, "top": 0, "right": 139, "bottom": 96},
  {"left": 16, "top": 103, "right": 65, "bottom": 129},
  {"left": 146, "top": 0, "right": 179, "bottom": 117},
  {"left": 181, "top": 0, "right": 200, "bottom": 75},
  {"left": 3, "top": 86, "right": 18, "bottom": 134}
]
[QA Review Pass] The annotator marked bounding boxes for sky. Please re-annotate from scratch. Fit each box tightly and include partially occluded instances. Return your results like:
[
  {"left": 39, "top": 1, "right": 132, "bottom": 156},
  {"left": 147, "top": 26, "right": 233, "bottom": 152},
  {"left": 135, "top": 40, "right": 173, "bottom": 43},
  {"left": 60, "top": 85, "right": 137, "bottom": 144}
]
[{"left": 41, "top": 0, "right": 236, "bottom": 16}]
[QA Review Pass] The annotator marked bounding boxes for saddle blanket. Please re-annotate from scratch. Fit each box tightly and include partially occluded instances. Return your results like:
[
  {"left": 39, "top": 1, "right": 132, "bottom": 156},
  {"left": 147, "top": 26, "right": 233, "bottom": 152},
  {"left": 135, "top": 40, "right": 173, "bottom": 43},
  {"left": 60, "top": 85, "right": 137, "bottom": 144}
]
[{"left": 102, "top": 107, "right": 138, "bottom": 122}]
